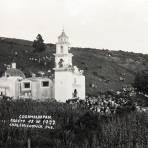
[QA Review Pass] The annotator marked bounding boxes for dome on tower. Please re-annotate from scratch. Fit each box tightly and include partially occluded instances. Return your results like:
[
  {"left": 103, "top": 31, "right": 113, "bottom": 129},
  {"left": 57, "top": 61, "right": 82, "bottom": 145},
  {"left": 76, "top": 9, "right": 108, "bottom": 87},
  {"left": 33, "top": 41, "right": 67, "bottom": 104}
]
[
  {"left": 58, "top": 30, "right": 70, "bottom": 44},
  {"left": 58, "top": 30, "right": 68, "bottom": 39}
]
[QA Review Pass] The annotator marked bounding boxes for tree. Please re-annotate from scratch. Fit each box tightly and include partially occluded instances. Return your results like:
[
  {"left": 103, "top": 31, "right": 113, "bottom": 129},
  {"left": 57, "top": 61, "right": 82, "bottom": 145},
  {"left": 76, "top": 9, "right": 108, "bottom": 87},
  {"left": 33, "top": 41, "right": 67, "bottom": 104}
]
[
  {"left": 0, "top": 64, "right": 6, "bottom": 77},
  {"left": 33, "top": 34, "right": 46, "bottom": 52},
  {"left": 133, "top": 70, "right": 148, "bottom": 95}
]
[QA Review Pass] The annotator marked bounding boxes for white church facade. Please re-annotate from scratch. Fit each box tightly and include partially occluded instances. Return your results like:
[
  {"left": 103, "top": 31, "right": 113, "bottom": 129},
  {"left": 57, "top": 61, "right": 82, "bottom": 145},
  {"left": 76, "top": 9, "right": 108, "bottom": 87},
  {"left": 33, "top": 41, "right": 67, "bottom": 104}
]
[
  {"left": 0, "top": 30, "right": 85, "bottom": 102},
  {"left": 54, "top": 30, "right": 85, "bottom": 102}
]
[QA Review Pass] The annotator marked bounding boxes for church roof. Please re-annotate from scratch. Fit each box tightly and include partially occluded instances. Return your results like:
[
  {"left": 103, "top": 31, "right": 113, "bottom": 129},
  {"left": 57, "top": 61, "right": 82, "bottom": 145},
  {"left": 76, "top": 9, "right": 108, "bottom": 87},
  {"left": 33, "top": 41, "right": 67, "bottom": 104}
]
[
  {"left": 24, "top": 77, "right": 52, "bottom": 82},
  {"left": 58, "top": 30, "right": 68, "bottom": 39},
  {"left": 5, "top": 68, "right": 26, "bottom": 79}
]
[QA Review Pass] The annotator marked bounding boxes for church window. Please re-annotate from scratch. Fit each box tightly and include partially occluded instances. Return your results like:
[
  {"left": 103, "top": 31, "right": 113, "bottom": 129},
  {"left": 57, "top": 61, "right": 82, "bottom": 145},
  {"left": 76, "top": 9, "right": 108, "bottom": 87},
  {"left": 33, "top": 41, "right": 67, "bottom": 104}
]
[
  {"left": 58, "top": 59, "right": 64, "bottom": 67},
  {"left": 74, "top": 78, "right": 77, "bottom": 84},
  {"left": 24, "top": 82, "right": 30, "bottom": 88},
  {"left": 61, "top": 46, "right": 63, "bottom": 53},
  {"left": 42, "top": 81, "right": 49, "bottom": 87}
]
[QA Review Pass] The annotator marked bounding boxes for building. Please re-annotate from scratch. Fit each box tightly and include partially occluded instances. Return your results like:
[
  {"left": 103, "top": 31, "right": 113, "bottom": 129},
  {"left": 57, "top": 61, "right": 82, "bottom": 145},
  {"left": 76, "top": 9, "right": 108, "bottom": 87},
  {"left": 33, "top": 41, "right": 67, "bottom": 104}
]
[
  {"left": 54, "top": 30, "right": 85, "bottom": 102},
  {"left": 0, "top": 62, "right": 23, "bottom": 99},
  {"left": 20, "top": 77, "right": 54, "bottom": 100},
  {"left": 0, "top": 77, "right": 23, "bottom": 99},
  {"left": 0, "top": 63, "right": 54, "bottom": 100},
  {"left": 0, "top": 30, "right": 85, "bottom": 102}
]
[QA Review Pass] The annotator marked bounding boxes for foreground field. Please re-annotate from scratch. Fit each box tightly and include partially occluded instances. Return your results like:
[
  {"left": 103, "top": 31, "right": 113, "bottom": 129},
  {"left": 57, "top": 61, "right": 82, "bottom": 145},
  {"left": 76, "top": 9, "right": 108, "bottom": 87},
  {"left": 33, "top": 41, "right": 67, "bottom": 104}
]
[{"left": 0, "top": 99, "right": 147, "bottom": 148}]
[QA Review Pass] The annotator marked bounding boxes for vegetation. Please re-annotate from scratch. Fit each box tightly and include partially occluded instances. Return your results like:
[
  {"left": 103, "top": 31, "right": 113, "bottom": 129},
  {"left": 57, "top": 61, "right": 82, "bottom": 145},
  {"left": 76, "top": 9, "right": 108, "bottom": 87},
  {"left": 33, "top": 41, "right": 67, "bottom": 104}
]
[
  {"left": 33, "top": 34, "right": 46, "bottom": 52},
  {"left": 133, "top": 70, "right": 148, "bottom": 95},
  {"left": 0, "top": 97, "right": 147, "bottom": 148},
  {"left": 0, "top": 37, "right": 148, "bottom": 95},
  {"left": 132, "top": 69, "right": 148, "bottom": 107},
  {"left": 0, "top": 34, "right": 148, "bottom": 148}
]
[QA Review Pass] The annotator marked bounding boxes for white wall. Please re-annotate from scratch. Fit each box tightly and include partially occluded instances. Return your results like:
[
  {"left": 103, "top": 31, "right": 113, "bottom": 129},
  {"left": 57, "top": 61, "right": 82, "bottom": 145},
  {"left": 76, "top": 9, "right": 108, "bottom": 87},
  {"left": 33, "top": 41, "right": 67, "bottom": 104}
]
[
  {"left": 72, "top": 74, "right": 85, "bottom": 100},
  {"left": 20, "top": 78, "right": 53, "bottom": 100},
  {"left": 55, "top": 71, "right": 73, "bottom": 102},
  {"left": 54, "top": 70, "right": 85, "bottom": 102},
  {"left": 0, "top": 77, "right": 21, "bottom": 99},
  {"left": 56, "top": 43, "right": 69, "bottom": 54}
]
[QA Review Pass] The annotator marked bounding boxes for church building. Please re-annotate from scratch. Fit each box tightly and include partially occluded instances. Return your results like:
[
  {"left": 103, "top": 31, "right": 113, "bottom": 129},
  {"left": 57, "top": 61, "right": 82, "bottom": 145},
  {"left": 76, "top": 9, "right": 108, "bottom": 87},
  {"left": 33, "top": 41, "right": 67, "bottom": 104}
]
[
  {"left": 0, "top": 30, "right": 85, "bottom": 102},
  {"left": 54, "top": 30, "right": 85, "bottom": 102}
]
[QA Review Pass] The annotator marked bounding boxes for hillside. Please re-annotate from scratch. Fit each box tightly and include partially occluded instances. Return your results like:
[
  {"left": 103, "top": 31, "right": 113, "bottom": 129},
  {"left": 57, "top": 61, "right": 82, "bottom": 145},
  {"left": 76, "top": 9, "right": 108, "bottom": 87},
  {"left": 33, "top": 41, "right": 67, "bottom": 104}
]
[{"left": 0, "top": 37, "right": 148, "bottom": 96}]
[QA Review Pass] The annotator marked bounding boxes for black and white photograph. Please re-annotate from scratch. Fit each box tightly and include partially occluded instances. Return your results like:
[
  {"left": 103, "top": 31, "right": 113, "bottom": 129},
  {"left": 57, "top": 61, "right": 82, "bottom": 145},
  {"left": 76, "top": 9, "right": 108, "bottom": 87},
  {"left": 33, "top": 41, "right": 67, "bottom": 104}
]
[{"left": 0, "top": 0, "right": 148, "bottom": 148}]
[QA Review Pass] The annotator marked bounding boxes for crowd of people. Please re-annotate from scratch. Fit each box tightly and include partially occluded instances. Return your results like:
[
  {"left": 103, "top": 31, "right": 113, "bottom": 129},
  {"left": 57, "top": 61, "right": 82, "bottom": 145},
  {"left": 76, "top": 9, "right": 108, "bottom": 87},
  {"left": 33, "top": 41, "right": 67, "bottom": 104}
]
[
  {"left": 66, "top": 87, "right": 136, "bottom": 115},
  {"left": 84, "top": 87, "right": 136, "bottom": 115}
]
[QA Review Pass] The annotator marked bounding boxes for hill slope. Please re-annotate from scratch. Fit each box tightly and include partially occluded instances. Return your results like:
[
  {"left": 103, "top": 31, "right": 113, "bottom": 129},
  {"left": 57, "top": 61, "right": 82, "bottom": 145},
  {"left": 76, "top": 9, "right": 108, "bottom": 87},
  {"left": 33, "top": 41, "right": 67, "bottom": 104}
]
[{"left": 0, "top": 37, "right": 148, "bottom": 95}]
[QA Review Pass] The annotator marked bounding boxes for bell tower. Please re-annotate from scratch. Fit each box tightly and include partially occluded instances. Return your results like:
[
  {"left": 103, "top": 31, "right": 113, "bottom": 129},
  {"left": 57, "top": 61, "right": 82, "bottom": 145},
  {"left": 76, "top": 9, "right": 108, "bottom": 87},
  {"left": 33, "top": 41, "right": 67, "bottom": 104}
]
[
  {"left": 54, "top": 30, "right": 85, "bottom": 102},
  {"left": 55, "top": 29, "right": 73, "bottom": 69}
]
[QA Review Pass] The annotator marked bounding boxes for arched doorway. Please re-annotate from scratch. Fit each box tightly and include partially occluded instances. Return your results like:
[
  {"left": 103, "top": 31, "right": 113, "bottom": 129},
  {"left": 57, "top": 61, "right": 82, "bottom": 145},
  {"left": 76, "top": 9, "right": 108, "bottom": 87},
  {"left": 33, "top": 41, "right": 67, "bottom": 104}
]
[{"left": 73, "top": 89, "right": 78, "bottom": 98}]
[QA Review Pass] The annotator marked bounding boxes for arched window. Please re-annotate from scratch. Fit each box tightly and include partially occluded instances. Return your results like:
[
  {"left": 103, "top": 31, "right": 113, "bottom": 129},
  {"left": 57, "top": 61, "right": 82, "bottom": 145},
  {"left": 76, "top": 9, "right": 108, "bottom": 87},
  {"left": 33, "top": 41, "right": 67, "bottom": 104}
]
[
  {"left": 58, "top": 59, "right": 64, "bottom": 67},
  {"left": 61, "top": 46, "right": 63, "bottom": 53}
]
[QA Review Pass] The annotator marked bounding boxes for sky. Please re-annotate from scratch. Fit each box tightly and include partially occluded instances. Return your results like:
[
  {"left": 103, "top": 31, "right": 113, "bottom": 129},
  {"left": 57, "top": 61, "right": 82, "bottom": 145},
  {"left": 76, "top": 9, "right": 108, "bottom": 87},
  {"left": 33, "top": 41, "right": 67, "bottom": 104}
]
[{"left": 0, "top": 0, "right": 148, "bottom": 54}]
